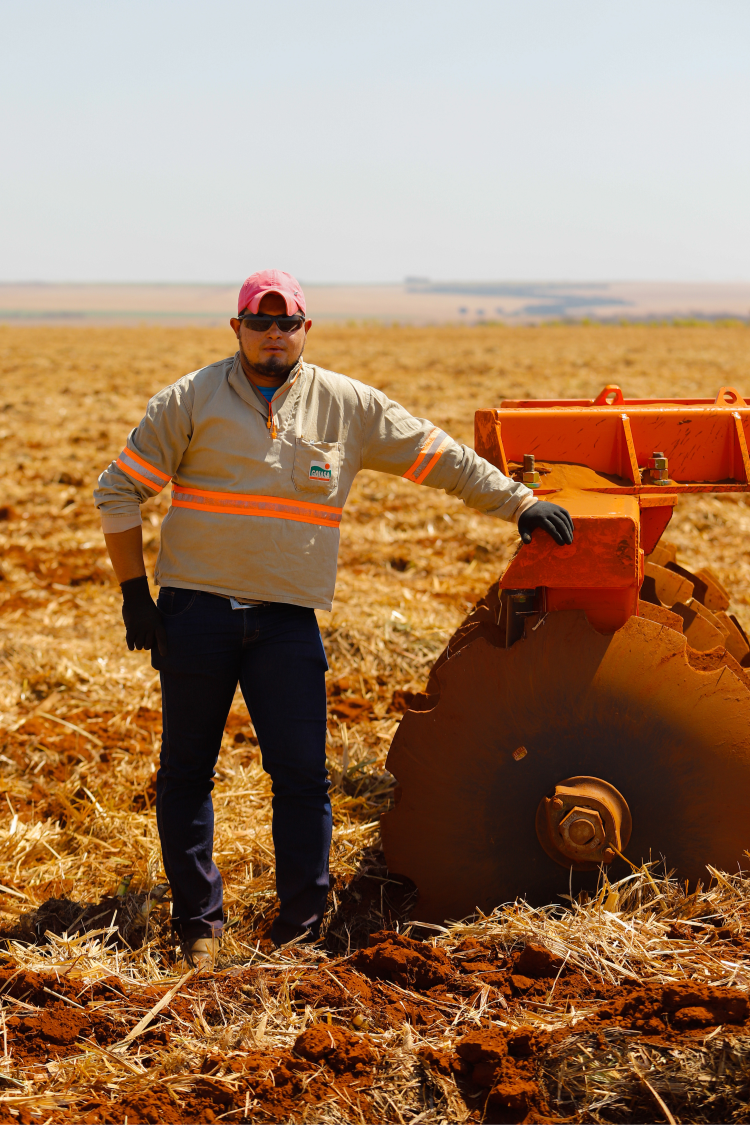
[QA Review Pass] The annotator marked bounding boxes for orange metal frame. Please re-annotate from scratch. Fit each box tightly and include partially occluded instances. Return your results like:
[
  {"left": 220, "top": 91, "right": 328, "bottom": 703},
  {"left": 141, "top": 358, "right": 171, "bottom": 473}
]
[
  {"left": 474, "top": 386, "right": 749, "bottom": 633},
  {"left": 475, "top": 385, "right": 750, "bottom": 494}
]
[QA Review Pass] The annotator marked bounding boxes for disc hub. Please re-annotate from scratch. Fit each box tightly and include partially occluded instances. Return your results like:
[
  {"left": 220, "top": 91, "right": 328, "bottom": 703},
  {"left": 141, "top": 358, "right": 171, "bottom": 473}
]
[{"left": 535, "top": 776, "right": 632, "bottom": 870}]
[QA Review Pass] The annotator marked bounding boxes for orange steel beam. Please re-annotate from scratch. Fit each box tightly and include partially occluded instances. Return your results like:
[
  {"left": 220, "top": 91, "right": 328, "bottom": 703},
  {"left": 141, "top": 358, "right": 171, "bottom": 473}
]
[
  {"left": 475, "top": 387, "right": 750, "bottom": 493},
  {"left": 479, "top": 386, "right": 748, "bottom": 633},
  {"left": 500, "top": 385, "right": 748, "bottom": 410}
]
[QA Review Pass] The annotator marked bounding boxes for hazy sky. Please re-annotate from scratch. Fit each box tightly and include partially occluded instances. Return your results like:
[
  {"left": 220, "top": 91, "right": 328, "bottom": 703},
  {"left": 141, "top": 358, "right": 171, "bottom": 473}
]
[{"left": 2, "top": 0, "right": 749, "bottom": 283}]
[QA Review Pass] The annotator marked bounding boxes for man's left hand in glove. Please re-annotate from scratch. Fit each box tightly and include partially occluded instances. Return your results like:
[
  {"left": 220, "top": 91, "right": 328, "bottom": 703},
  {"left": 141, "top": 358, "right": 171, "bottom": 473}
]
[{"left": 517, "top": 501, "right": 574, "bottom": 546}]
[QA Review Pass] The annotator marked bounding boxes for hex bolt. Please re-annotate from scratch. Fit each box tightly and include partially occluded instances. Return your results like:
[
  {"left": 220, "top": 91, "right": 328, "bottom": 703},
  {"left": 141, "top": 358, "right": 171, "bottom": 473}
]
[
  {"left": 522, "top": 453, "right": 541, "bottom": 489},
  {"left": 647, "top": 450, "right": 670, "bottom": 485},
  {"left": 558, "top": 806, "right": 605, "bottom": 851},
  {"left": 568, "top": 819, "right": 596, "bottom": 845}
]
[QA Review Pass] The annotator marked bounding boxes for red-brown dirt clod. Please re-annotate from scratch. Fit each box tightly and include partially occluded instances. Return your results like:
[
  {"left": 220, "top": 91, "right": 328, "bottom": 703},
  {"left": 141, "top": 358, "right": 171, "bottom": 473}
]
[
  {"left": 455, "top": 1027, "right": 547, "bottom": 1115},
  {"left": 350, "top": 929, "right": 453, "bottom": 990},
  {"left": 513, "top": 942, "right": 565, "bottom": 979},
  {"left": 294, "top": 1025, "right": 375, "bottom": 1074},
  {"left": 8, "top": 1006, "right": 90, "bottom": 1047},
  {"left": 419, "top": 1043, "right": 463, "bottom": 1077},
  {"left": 509, "top": 941, "right": 566, "bottom": 993},
  {"left": 289, "top": 966, "right": 374, "bottom": 1010},
  {"left": 595, "top": 981, "right": 749, "bottom": 1033}
]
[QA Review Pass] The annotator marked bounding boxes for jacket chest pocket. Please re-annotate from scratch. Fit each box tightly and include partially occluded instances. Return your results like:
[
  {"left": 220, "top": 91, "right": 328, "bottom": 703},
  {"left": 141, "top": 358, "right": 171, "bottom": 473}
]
[{"left": 292, "top": 438, "right": 341, "bottom": 495}]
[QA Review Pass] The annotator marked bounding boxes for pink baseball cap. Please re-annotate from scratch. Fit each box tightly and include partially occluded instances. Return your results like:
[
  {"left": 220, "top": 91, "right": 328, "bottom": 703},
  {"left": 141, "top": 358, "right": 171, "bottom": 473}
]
[{"left": 237, "top": 270, "right": 306, "bottom": 316}]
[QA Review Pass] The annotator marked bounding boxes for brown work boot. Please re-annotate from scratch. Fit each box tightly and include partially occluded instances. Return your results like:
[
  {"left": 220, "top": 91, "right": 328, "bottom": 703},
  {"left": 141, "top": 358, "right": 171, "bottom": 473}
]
[{"left": 182, "top": 936, "right": 221, "bottom": 972}]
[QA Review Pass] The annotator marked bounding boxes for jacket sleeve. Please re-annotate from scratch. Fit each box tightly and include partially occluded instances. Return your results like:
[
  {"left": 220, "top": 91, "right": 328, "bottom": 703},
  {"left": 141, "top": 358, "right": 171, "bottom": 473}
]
[
  {"left": 360, "top": 387, "right": 537, "bottom": 523},
  {"left": 93, "top": 380, "right": 194, "bottom": 533}
]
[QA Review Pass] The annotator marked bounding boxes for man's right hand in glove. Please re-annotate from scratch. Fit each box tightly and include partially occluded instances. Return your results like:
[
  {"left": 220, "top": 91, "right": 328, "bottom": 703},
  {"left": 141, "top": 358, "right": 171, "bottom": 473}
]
[
  {"left": 121, "top": 575, "right": 167, "bottom": 655},
  {"left": 517, "top": 501, "right": 574, "bottom": 546}
]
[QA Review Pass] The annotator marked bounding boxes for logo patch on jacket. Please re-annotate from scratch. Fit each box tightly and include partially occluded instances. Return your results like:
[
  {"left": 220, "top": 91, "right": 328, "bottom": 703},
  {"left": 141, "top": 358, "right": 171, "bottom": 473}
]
[{"left": 309, "top": 460, "right": 332, "bottom": 481}]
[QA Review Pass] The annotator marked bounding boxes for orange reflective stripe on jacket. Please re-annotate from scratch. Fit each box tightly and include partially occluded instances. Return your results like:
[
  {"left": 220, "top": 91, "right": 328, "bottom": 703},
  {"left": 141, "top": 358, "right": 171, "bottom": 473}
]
[
  {"left": 403, "top": 427, "right": 452, "bottom": 484},
  {"left": 116, "top": 447, "right": 172, "bottom": 492},
  {"left": 171, "top": 484, "right": 343, "bottom": 528}
]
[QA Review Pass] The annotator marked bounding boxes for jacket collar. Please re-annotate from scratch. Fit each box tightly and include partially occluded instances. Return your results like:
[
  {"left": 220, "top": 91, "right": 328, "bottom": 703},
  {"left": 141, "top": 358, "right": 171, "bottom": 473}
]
[{"left": 228, "top": 353, "right": 307, "bottom": 417}]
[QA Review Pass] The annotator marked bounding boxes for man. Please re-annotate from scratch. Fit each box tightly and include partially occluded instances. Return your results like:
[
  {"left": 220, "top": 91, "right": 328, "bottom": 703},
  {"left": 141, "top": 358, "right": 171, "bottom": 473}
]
[{"left": 95, "top": 269, "right": 573, "bottom": 968}]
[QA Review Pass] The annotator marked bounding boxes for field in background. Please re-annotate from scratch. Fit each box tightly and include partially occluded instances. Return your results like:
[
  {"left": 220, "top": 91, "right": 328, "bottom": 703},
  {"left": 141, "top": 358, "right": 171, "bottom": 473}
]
[
  {"left": 2, "top": 280, "right": 750, "bottom": 325},
  {"left": 1, "top": 322, "right": 750, "bottom": 1122}
]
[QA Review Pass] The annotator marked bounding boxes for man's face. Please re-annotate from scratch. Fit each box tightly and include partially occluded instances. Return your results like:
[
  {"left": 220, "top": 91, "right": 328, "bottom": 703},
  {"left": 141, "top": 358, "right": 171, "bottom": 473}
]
[{"left": 230, "top": 292, "right": 311, "bottom": 383}]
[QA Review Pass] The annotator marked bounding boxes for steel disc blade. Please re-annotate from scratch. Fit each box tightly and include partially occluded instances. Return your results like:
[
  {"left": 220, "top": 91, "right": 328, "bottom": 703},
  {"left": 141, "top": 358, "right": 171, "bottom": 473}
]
[{"left": 382, "top": 611, "right": 750, "bottom": 923}]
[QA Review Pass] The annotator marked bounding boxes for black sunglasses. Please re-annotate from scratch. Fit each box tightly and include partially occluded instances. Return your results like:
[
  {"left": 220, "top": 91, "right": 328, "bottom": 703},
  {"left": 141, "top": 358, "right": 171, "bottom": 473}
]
[{"left": 238, "top": 313, "right": 305, "bottom": 333}]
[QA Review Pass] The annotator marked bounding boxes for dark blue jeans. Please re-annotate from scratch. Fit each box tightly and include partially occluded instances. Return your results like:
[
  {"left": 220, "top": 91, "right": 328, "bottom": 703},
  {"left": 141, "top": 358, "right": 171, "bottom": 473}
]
[{"left": 152, "top": 589, "right": 331, "bottom": 946}]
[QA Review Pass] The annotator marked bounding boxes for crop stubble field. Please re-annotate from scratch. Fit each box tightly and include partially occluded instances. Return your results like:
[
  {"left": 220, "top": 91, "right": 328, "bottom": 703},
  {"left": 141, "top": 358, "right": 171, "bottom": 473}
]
[{"left": 0, "top": 322, "right": 750, "bottom": 1123}]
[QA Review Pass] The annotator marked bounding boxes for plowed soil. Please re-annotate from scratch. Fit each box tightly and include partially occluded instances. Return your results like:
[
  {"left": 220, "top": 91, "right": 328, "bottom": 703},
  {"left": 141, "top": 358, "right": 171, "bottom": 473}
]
[{"left": 1, "top": 929, "right": 749, "bottom": 1122}]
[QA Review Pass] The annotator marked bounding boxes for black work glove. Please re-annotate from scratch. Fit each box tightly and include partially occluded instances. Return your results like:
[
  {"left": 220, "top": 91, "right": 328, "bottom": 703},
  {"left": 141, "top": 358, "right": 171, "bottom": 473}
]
[
  {"left": 518, "top": 501, "right": 574, "bottom": 546},
  {"left": 121, "top": 576, "right": 167, "bottom": 655}
]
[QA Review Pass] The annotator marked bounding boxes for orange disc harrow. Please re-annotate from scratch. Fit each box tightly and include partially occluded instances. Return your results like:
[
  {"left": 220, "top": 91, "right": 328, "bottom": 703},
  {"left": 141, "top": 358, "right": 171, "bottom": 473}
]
[{"left": 382, "top": 607, "right": 750, "bottom": 924}]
